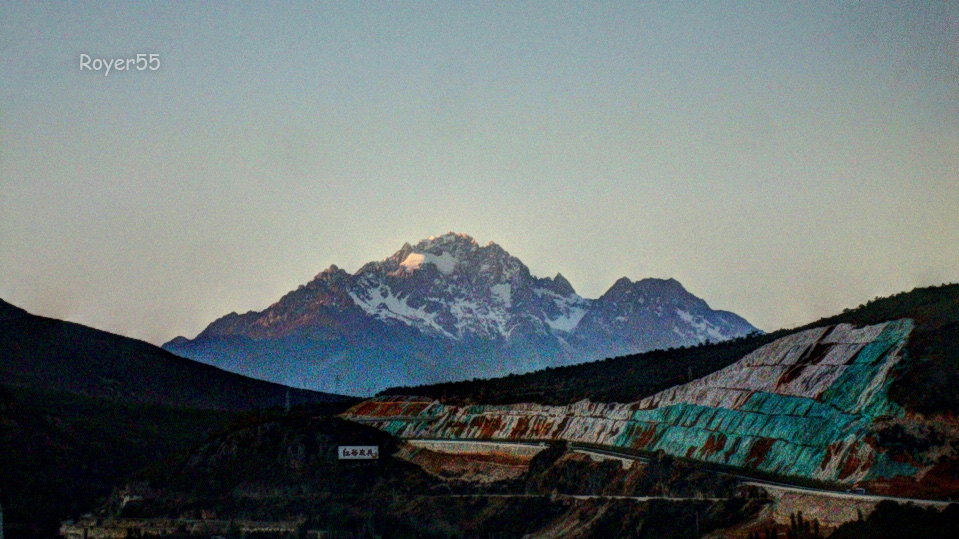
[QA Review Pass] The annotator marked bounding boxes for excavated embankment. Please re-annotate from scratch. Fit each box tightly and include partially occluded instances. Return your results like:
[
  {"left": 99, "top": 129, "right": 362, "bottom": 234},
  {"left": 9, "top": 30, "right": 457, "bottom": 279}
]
[{"left": 346, "top": 320, "right": 928, "bottom": 486}]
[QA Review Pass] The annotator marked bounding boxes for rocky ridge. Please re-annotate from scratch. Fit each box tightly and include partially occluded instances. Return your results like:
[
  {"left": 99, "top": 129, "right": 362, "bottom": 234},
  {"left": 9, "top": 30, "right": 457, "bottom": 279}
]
[{"left": 165, "top": 232, "right": 757, "bottom": 394}]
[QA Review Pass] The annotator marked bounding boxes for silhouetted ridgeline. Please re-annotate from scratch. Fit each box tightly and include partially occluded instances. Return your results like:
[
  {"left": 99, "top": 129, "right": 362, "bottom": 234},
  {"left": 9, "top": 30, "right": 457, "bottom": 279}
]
[
  {"left": 0, "top": 299, "right": 348, "bottom": 410},
  {"left": 0, "top": 298, "right": 355, "bottom": 537}
]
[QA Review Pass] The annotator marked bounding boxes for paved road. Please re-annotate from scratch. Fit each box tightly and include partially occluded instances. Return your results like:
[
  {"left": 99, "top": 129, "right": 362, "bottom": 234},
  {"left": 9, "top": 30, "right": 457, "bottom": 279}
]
[
  {"left": 407, "top": 439, "right": 547, "bottom": 452},
  {"left": 738, "top": 481, "right": 954, "bottom": 508},
  {"left": 428, "top": 493, "right": 729, "bottom": 502},
  {"left": 405, "top": 437, "right": 955, "bottom": 509}
]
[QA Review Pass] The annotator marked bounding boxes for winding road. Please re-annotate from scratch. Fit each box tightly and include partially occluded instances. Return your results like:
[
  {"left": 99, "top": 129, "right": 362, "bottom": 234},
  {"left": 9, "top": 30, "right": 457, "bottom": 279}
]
[{"left": 404, "top": 437, "right": 954, "bottom": 509}]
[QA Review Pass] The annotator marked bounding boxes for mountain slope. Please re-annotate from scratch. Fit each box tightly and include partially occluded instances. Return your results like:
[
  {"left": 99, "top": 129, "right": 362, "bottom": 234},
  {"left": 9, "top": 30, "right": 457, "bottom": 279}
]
[
  {"left": 0, "top": 297, "right": 28, "bottom": 320},
  {"left": 0, "top": 299, "right": 353, "bottom": 537},
  {"left": 0, "top": 301, "right": 347, "bottom": 411},
  {"left": 347, "top": 320, "right": 929, "bottom": 489},
  {"left": 383, "top": 283, "right": 959, "bottom": 411},
  {"left": 350, "top": 283, "right": 959, "bottom": 497},
  {"left": 165, "top": 232, "right": 757, "bottom": 394}
]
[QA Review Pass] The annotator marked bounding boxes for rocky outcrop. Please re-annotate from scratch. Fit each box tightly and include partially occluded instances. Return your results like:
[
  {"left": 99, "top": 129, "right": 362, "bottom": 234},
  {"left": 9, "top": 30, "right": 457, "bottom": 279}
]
[{"left": 345, "top": 320, "right": 922, "bottom": 485}]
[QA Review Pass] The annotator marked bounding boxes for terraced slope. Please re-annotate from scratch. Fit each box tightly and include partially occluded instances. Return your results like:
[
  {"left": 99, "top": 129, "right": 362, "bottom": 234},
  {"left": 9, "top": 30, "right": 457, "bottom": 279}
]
[{"left": 345, "top": 320, "right": 929, "bottom": 487}]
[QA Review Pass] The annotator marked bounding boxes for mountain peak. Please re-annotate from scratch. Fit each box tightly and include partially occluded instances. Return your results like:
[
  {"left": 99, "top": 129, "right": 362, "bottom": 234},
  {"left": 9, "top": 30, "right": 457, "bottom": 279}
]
[
  {"left": 415, "top": 232, "right": 479, "bottom": 252},
  {"left": 553, "top": 273, "right": 575, "bottom": 296},
  {"left": 635, "top": 277, "right": 688, "bottom": 296},
  {"left": 313, "top": 264, "right": 352, "bottom": 284},
  {"left": 168, "top": 234, "right": 758, "bottom": 393},
  {"left": 601, "top": 276, "right": 694, "bottom": 303},
  {"left": 608, "top": 277, "right": 634, "bottom": 293}
]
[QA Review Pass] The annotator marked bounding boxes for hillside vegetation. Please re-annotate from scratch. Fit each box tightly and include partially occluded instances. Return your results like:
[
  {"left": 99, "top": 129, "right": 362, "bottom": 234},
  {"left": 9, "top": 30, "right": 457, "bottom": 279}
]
[
  {"left": 0, "top": 384, "right": 232, "bottom": 536},
  {"left": 382, "top": 284, "right": 959, "bottom": 414},
  {"left": 383, "top": 331, "right": 776, "bottom": 405}
]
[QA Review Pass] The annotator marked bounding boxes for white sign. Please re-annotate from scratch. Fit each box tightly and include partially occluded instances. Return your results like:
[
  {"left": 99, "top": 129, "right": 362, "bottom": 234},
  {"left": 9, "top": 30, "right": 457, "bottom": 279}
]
[{"left": 338, "top": 445, "right": 379, "bottom": 460}]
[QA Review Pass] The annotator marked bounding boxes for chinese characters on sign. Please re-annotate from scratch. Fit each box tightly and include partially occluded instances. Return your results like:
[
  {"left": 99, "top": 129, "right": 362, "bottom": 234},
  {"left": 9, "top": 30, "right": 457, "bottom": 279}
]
[{"left": 338, "top": 446, "right": 379, "bottom": 460}]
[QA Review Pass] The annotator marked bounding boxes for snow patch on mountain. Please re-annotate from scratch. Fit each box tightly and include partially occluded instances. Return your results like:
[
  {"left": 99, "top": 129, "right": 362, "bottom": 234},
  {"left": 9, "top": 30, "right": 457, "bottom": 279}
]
[
  {"left": 399, "top": 251, "right": 457, "bottom": 275},
  {"left": 448, "top": 298, "right": 508, "bottom": 337},
  {"left": 546, "top": 306, "right": 588, "bottom": 332},
  {"left": 399, "top": 253, "right": 426, "bottom": 272},
  {"left": 676, "top": 309, "right": 726, "bottom": 341},
  {"left": 348, "top": 286, "right": 455, "bottom": 339},
  {"left": 491, "top": 283, "right": 511, "bottom": 307},
  {"left": 534, "top": 287, "right": 590, "bottom": 333}
]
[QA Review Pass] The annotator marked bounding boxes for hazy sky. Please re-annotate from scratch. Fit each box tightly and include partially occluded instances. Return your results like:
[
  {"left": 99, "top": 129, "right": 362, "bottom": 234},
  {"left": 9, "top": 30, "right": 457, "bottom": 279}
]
[{"left": 2, "top": 2, "right": 957, "bottom": 345}]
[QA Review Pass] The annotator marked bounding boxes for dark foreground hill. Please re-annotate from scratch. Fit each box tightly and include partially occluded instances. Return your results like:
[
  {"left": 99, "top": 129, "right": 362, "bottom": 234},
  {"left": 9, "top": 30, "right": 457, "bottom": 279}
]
[
  {"left": 71, "top": 414, "right": 762, "bottom": 538},
  {"left": 0, "top": 298, "right": 355, "bottom": 538},
  {"left": 0, "top": 298, "right": 347, "bottom": 410}
]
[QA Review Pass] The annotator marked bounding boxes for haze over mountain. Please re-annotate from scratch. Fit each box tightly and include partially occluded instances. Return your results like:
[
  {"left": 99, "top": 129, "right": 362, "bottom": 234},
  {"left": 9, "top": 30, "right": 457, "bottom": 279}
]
[{"left": 164, "top": 233, "right": 756, "bottom": 394}]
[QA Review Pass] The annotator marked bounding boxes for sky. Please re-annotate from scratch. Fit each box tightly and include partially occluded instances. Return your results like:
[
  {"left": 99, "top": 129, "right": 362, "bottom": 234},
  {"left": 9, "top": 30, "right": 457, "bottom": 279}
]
[{"left": 1, "top": 1, "right": 957, "bottom": 345}]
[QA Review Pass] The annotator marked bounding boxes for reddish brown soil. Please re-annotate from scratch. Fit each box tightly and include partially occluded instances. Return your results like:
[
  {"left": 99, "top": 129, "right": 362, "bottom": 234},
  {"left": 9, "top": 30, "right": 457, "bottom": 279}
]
[
  {"left": 776, "top": 342, "right": 833, "bottom": 388},
  {"left": 745, "top": 438, "right": 777, "bottom": 468},
  {"left": 698, "top": 432, "right": 728, "bottom": 459}
]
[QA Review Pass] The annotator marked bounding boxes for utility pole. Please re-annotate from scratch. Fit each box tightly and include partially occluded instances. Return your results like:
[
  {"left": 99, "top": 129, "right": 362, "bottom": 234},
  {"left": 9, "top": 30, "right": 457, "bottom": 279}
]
[{"left": 284, "top": 389, "right": 291, "bottom": 414}]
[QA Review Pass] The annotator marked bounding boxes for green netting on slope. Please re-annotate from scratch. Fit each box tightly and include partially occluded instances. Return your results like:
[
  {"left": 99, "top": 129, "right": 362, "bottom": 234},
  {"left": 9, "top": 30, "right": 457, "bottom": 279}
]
[
  {"left": 820, "top": 319, "right": 912, "bottom": 416},
  {"left": 375, "top": 320, "right": 920, "bottom": 482}
]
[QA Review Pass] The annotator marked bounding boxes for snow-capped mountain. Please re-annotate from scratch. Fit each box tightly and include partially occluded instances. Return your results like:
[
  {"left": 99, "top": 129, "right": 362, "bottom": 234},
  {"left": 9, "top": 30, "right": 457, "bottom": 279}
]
[
  {"left": 347, "top": 233, "right": 588, "bottom": 343},
  {"left": 164, "top": 233, "right": 757, "bottom": 394}
]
